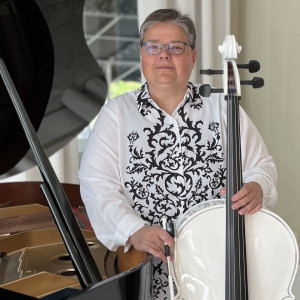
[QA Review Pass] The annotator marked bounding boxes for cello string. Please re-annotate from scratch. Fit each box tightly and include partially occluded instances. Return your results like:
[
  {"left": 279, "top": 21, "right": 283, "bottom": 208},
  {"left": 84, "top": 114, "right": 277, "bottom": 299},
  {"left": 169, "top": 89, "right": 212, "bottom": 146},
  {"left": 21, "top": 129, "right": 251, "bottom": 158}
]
[
  {"left": 235, "top": 95, "right": 248, "bottom": 299},
  {"left": 227, "top": 61, "right": 248, "bottom": 299}
]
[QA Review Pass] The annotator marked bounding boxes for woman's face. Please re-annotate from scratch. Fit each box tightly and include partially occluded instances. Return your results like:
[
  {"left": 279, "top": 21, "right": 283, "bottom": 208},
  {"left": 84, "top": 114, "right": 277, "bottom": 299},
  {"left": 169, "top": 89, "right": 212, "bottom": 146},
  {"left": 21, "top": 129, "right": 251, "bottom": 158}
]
[{"left": 140, "top": 22, "right": 196, "bottom": 90}]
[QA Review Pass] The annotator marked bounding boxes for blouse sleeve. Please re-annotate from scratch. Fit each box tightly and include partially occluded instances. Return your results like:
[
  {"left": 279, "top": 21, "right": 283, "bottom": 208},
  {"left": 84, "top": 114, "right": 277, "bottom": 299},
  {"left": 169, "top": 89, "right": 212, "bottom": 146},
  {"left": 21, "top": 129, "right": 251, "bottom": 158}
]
[
  {"left": 78, "top": 99, "right": 148, "bottom": 251},
  {"left": 239, "top": 106, "right": 278, "bottom": 209}
]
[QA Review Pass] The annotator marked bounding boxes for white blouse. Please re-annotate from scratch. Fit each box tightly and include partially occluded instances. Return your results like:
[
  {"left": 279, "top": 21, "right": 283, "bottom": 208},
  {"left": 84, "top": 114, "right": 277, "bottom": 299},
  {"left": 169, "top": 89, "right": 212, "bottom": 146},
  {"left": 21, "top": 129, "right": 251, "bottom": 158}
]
[{"left": 79, "top": 82, "right": 277, "bottom": 252}]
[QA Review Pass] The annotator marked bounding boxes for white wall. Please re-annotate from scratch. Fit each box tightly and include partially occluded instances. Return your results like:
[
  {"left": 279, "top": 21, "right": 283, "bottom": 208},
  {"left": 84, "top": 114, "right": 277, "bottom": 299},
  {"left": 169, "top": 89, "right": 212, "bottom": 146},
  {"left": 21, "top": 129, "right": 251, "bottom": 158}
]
[{"left": 232, "top": 0, "right": 300, "bottom": 242}]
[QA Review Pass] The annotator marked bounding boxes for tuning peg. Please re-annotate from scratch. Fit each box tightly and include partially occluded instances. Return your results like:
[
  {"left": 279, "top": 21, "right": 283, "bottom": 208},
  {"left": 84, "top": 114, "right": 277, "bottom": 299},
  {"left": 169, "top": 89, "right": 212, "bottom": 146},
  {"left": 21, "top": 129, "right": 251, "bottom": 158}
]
[
  {"left": 200, "top": 69, "right": 223, "bottom": 75},
  {"left": 200, "top": 84, "right": 212, "bottom": 97},
  {"left": 200, "top": 84, "right": 224, "bottom": 97},
  {"left": 237, "top": 60, "right": 260, "bottom": 73},
  {"left": 240, "top": 77, "right": 264, "bottom": 88}
]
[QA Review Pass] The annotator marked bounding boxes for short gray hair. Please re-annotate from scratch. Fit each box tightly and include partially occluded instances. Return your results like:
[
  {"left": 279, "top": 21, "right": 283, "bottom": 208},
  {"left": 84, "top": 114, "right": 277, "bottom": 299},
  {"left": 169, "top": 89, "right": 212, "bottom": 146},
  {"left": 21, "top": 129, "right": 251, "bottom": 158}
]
[{"left": 139, "top": 9, "right": 196, "bottom": 49}]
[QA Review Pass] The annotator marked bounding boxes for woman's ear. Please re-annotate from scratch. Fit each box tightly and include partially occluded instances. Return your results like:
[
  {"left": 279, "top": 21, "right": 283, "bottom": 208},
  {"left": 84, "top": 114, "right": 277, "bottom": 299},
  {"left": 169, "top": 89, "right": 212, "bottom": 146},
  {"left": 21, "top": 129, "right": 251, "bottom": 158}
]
[{"left": 190, "top": 48, "right": 197, "bottom": 66}]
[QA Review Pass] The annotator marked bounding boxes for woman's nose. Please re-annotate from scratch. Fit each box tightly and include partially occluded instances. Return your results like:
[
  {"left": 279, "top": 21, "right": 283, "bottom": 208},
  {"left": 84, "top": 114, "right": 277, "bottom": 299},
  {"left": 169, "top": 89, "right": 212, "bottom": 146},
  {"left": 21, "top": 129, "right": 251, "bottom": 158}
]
[{"left": 159, "top": 48, "right": 171, "bottom": 59}]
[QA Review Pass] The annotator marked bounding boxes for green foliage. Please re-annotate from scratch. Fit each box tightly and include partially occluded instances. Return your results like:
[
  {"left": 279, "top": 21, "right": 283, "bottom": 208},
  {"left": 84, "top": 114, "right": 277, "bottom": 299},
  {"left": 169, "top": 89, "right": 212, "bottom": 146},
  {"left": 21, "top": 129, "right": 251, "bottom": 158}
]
[{"left": 109, "top": 80, "right": 142, "bottom": 98}]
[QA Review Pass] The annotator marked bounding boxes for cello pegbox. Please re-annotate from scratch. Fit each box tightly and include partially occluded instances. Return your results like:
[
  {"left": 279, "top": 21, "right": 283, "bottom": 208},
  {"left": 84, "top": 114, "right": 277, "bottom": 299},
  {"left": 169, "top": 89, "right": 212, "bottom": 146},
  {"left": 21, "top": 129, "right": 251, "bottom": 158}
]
[{"left": 218, "top": 35, "right": 242, "bottom": 97}]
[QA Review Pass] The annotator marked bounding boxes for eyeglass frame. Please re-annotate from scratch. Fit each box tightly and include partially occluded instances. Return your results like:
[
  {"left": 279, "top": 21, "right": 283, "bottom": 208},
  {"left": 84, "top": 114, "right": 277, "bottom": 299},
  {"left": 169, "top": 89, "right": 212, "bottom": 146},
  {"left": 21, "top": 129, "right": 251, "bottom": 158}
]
[{"left": 142, "top": 41, "right": 190, "bottom": 55}]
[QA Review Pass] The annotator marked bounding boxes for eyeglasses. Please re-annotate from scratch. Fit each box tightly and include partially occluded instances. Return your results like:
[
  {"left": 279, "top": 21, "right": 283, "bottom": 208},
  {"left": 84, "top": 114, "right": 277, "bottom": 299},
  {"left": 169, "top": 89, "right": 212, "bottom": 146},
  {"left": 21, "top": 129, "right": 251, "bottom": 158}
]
[{"left": 142, "top": 41, "right": 190, "bottom": 55}]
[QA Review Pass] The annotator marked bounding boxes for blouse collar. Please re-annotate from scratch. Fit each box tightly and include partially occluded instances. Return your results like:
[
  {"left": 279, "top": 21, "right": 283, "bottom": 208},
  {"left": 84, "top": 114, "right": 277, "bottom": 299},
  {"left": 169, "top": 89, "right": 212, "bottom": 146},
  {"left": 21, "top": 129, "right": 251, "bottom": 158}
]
[{"left": 136, "top": 82, "right": 196, "bottom": 114}]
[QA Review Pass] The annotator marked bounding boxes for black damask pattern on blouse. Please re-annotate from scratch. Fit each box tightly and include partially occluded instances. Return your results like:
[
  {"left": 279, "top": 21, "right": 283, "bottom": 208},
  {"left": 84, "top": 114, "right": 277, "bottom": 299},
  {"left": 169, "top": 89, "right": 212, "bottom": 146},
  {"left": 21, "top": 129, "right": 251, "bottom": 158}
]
[
  {"left": 152, "top": 260, "right": 168, "bottom": 299},
  {"left": 126, "top": 82, "right": 225, "bottom": 224},
  {"left": 125, "top": 83, "right": 225, "bottom": 299}
]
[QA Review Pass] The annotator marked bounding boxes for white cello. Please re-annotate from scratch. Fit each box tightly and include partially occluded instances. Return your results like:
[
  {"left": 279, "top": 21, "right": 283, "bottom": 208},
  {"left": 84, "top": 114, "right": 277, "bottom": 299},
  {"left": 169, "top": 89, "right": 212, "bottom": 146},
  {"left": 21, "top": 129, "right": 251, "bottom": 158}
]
[{"left": 166, "top": 35, "right": 299, "bottom": 300}]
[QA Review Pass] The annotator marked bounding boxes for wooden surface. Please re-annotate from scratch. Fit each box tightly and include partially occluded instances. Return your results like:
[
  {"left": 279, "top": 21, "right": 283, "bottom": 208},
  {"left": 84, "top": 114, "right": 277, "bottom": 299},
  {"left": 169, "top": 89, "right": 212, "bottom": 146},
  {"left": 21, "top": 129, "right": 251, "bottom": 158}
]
[
  {"left": 0, "top": 181, "right": 92, "bottom": 233},
  {"left": 0, "top": 181, "right": 83, "bottom": 207},
  {"left": 0, "top": 210, "right": 55, "bottom": 234},
  {"left": 117, "top": 246, "right": 147, "bottom": 273}
]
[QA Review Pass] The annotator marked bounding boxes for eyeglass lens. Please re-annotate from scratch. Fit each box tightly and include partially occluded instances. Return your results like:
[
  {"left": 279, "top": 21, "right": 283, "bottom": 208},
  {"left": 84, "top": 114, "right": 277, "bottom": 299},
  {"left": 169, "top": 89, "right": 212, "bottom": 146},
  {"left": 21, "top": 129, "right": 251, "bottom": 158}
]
[{"left": 143, "top": 42, "right": 187, "bottom": 55}]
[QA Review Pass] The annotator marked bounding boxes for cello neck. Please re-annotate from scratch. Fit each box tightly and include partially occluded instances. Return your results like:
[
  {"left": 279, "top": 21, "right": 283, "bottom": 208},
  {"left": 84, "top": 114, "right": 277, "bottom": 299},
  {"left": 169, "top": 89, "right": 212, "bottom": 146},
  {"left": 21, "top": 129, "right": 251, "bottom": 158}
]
[
  {"left": 225, "top": 92, "right": 248, "bottom": 300},
  {"left": 220, "top": 38, "right": 249, "bottom": 300}
]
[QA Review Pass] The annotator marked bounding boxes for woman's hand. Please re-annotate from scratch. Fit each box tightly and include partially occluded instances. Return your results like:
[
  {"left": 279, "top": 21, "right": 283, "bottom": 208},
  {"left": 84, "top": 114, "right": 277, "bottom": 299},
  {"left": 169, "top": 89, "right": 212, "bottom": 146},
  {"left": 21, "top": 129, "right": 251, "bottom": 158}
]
[
  {"left": 128, "top": 225, "right": 174, "bottom": 263},
  {"left": 220, "top": 181, "right": 263, "bottom": 215}
]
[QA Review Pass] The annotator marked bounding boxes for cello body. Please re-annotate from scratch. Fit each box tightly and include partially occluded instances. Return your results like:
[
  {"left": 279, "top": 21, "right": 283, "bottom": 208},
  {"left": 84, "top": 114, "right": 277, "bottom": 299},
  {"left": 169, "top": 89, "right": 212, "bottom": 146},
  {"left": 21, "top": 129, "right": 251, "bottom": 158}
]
[{"left": 175, "top": 199, "right": 299, "bottom": 300}]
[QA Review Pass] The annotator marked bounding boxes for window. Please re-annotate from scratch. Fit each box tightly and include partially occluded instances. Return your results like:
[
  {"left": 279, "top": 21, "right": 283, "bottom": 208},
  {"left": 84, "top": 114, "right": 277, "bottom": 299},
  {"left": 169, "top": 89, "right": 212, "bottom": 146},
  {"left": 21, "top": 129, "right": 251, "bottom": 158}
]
[{"left": 78, "top": 0, "right": 142, "bottom": 160}]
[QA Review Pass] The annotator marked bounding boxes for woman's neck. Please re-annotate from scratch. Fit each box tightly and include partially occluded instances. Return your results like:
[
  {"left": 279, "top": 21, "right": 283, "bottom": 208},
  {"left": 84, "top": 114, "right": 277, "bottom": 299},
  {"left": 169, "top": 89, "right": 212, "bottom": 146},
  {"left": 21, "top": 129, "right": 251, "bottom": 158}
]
[{"left": 147, "top": 83, "right": 187, "bottom": 115}]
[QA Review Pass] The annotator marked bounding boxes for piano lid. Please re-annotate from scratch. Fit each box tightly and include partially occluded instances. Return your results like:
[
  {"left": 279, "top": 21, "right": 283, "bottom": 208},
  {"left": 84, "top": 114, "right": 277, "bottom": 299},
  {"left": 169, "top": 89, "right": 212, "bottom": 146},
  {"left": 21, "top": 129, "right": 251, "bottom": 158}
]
[{"left": 0, "top": 0, "right": 107, "bottom": 179}]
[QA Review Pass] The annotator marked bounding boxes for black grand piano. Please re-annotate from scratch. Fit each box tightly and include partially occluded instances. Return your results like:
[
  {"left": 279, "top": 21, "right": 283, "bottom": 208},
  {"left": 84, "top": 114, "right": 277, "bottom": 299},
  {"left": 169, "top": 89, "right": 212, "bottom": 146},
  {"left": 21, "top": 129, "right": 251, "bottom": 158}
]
[{"left": 0, "top": 0, "right": 152, "bottom": 299}]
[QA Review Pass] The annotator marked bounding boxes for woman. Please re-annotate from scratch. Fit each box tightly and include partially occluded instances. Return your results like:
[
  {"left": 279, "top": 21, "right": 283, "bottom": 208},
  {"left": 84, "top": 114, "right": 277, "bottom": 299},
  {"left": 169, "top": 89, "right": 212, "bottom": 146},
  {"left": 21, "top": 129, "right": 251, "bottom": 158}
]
[{"left": 79, "top": 9, "right": 277, "bottom": 299}]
